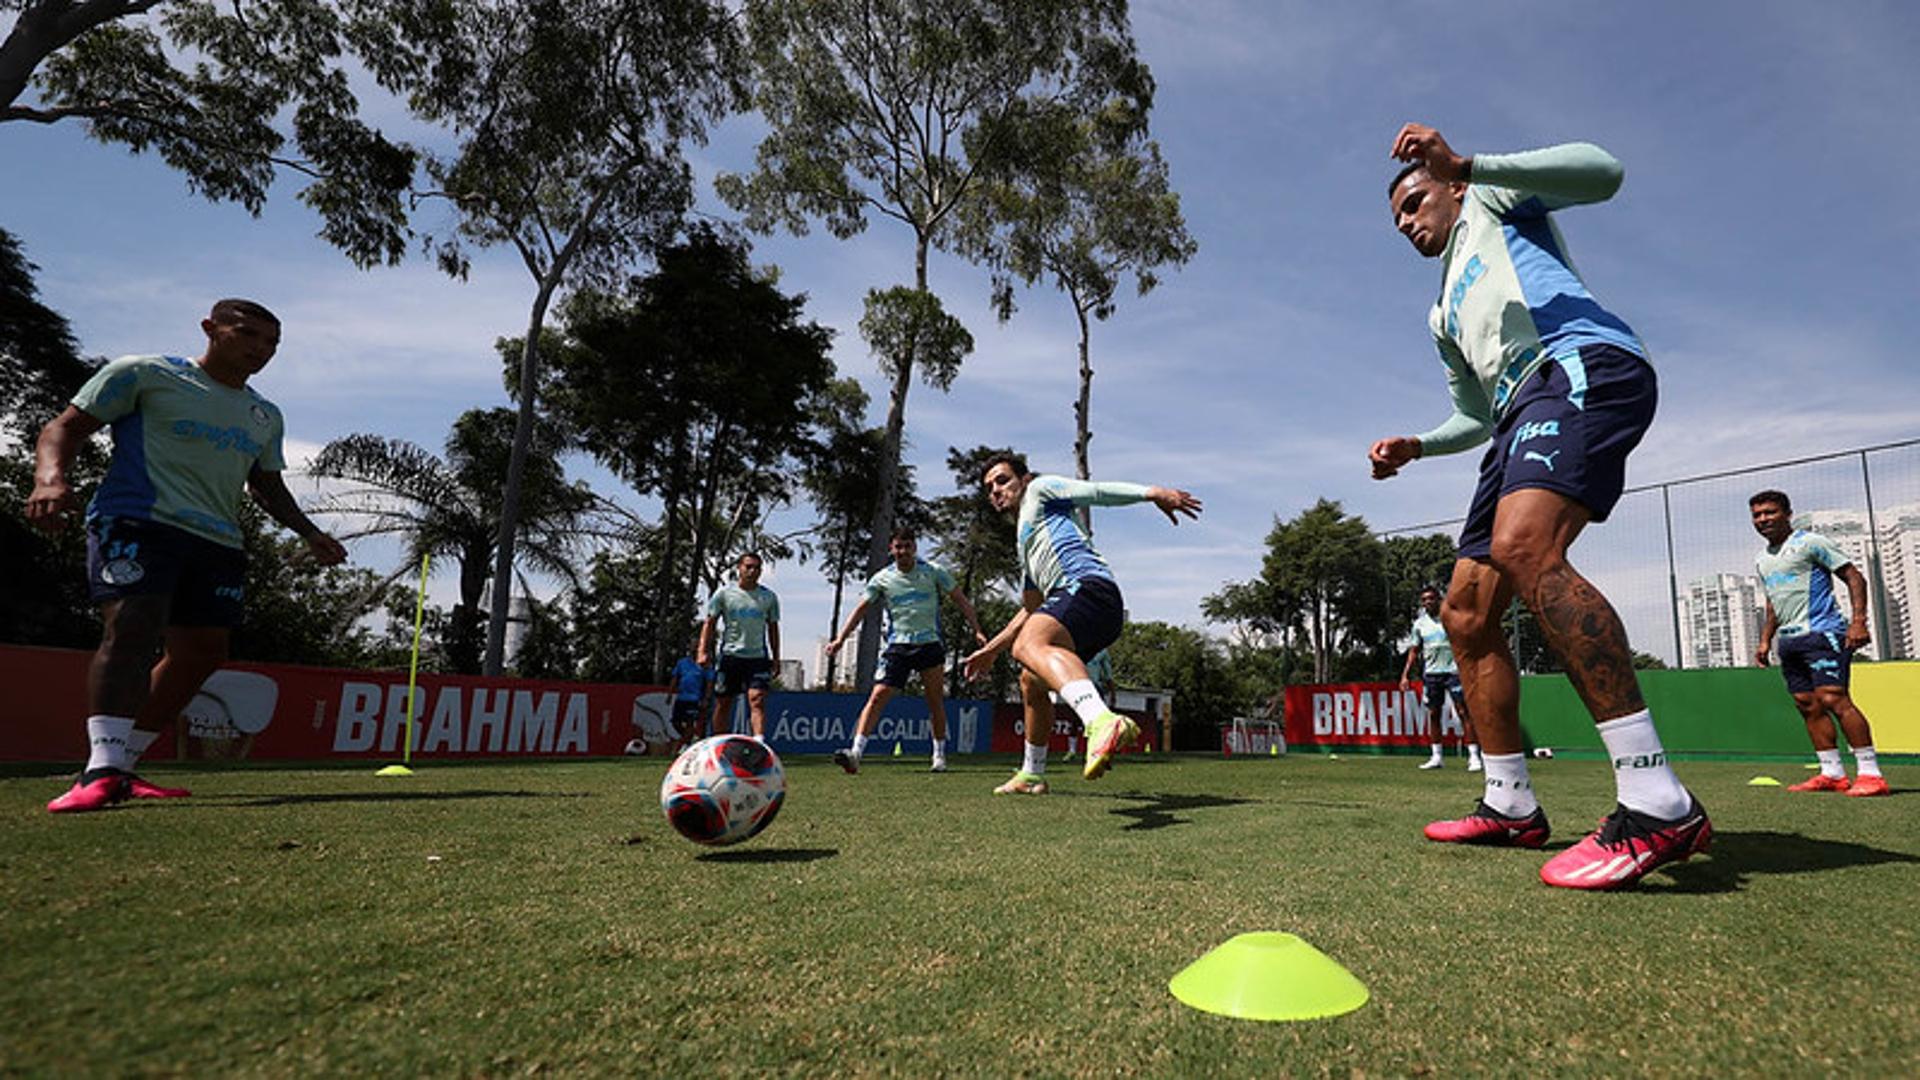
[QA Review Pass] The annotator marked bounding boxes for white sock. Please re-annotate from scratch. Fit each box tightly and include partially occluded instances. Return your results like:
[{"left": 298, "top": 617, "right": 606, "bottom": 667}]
[
  {"left": 1852, "top": 746, "right": 1881, "bottom": 778},
  {"left": 1467, "top": 744, "right": 1483, "bottom": 762},
  {"left": 1816, "top": 748, "right": 1845, "bottom": 778},
  {"left": 1022, "top": 741, "right": 1048, "bottom": 777},
  {"left": 85, "top": 716, "right": 136, "bottom": 774},
  {"left": 931, "top": 738, "right": 946, "bottom": 759},
  {"left": 851, "top": 733, "right": 869, "bottom": 758},
  {"left": 1428, "top": 743, "right": 1443, "bottom": 760},
  {"left": 1059, "top": 679, "right": 1111, "bottom": 727},
  {"left": 1481, "top": 753, "right": 1538, "bottom": 817},
  {"left": 1597, "top": 710, "right": 1691, "bottom": 819},
  {"left": 125, "top": 728, "right": 160, "bottom": 767}
]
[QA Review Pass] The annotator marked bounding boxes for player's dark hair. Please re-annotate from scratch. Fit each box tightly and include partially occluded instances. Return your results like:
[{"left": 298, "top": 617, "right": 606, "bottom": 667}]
[
  {"left": 980, "top": 450, "right": 1030, "bottom": 484},
  {"left": 1389, "top": 162, "right": 1426, "bottom": 198},
  {"left": 210, "top": 298, "right": 280, "bottom": 325},
  {"left": 1419, "top": 582, "right": 1442, "bottom": 597},
  {"left": 1749, "top": 490, "right": 1792, "bottom": 513},
  {"left": 889, "top": 525, "right": 917, "bottom": 542},
  {"left": 737, "top": 550, "right": 763, "bottom": 566}
]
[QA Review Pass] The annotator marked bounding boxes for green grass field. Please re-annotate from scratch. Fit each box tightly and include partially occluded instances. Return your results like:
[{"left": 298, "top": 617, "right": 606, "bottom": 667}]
[{"left": 4, "top": 753, "right": 1918, "bottom": 1076}]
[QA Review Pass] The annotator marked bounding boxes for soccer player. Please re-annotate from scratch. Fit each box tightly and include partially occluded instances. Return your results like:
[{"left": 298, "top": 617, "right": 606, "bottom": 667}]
[
  {"left": 825, "top": 526, "right": 988, "bottom": 773},
  {"left": 1749, "top": 490, "right": 1889, "bottom": 796},
  {"left": 1368, "top": 124, "right": 1710, "bottom": 889},
  {"left": 698, "top": 552, "right": 780, "bottom": 740},
  {"left": 964, "top": 452, "right": 1200, "bottom": 794},
  {"left": 1399, "top": 584, "right": 1482, "bottom": 772},
  {"left": 668, "top": 633, "right": 714, "bottom": 754},
  {"left": 26, "top": 299, "right": 347, "bottom": 813}
]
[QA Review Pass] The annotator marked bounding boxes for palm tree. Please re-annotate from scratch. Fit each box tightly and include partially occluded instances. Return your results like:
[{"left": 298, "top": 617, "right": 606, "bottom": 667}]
[{"left": 308, "top": 408, "right": 604, "bottom": 673}]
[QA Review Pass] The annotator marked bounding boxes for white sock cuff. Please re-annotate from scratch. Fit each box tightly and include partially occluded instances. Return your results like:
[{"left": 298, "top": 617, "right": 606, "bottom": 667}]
[{"left": 1022, "top": 742, "right": 1049, "bottom": 776}]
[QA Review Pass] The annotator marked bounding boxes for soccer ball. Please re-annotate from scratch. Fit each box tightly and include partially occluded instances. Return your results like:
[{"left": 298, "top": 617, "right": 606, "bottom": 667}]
[
  {"left": 659, "top": 735, "right": 786, "bottom": 846},
  {"left": 1533, "top": 747, "right": 1555, "bottom": 759}
]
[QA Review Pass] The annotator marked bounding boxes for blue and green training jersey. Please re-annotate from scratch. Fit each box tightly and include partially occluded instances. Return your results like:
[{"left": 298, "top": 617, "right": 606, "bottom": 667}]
[
  {"left": 1756, "top": 530, "right": 1852, "bottom": 637},
  {"left": 1415, "top": 143, "right": 1648, "bottom": 457},
  {"left": 1408, "top": 610, "right": 1456, "bottom": 675},
  {"left": 863, "top": 559, "right": 956, "bottom": 646},
  {"left": 707, "top": 584, "right": 779, "bottom": 659},
  {"left": 73, "top": 355, "right": 287, "bottom": 549},
  {"left": 1016, "top": 475, "right": 1151, "bottom": 597}
]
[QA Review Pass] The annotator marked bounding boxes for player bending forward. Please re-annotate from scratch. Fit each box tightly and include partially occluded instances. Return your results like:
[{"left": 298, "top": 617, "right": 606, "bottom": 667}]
[
  {"left": 965, "top": 452, "right": 1200, "bottom": 795},
  {"left": 1369, "top": 124, "right": 1710, "bottom": 889},
  {"left": 28, "top": 299, "right": 347, "bottom": 813}
]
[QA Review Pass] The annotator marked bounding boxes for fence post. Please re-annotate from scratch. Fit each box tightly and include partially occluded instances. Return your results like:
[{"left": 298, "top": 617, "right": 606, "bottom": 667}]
[
  {"left": 1663, "top": 483, "right": 1684, "bottom": 669},
  {"left": 1860, "top": 450, "right": 1893, "bottom": 655}
]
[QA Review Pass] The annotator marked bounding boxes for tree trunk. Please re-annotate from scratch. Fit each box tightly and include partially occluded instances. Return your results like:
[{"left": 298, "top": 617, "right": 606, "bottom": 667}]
[
  {"left": 853, "top": 231, "right": 932, "bottom": 690},
  {"left": 1073, "top": 299, "right": 1094, "bottom": 534},
  {"left": 683, "top": 420, "right": 731, "bottom": 642},
  {"left": 823, "top": 515, "right": 855, "bottom": 689},
  {"left": 483, "top": 277, "right": 559, "bottom": 674},
  {"left": 647, "top": 429, "right": 693, "bottom": 681},
  {"left": 448, "top": 539, "right": 491, "bottom": 674}
]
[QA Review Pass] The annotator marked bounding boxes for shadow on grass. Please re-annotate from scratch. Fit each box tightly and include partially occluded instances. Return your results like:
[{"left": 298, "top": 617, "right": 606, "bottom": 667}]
[
  {"left": 1648, "top": 829, "right": 1920, "bottom": 894},
  {"left": 205, "top": 790, "right": 593, "bottom": 808},
  {"left": 696, "top": 847, "right": 838, "bottom": 864},
  {"left": 1066, "top": 790, "right": 1263, "bottom": 831}
]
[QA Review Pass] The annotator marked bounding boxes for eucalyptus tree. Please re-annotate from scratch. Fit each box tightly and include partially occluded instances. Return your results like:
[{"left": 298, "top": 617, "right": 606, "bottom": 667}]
[
  {"left": 2, "top": 1, "right": 414, "bottom": 265},
  {"left": 308, "top": 408, "right": 601, "bottom": 674},
  {"left": 960, "top": 68, "right": 1195, "bottom": 489},
  {"left": 356, "top": 0, "right": 746, "bottom": 673},
  {"left": 719, "top": 0, "right": 1133, "bottom": 686}
]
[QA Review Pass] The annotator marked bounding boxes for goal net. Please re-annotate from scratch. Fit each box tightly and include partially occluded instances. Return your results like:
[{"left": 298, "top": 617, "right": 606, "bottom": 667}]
[{"left": 1224, "top": 717, "right": 1286, "bottom": 756}]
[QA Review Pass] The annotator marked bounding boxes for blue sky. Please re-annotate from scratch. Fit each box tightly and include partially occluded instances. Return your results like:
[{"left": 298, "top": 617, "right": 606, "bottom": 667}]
[{"left": 6, "top": 1, "right": 1920, "bottom": 674}]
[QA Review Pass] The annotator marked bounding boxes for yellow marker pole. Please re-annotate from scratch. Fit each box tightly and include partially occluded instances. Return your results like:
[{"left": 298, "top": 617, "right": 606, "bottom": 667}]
[{"left": 377, "top": 552, "right": 431, "bottom": 777}]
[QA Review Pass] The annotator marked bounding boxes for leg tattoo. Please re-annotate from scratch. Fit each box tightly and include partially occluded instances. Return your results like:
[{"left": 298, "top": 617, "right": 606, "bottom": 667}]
[{"left": 1527, "top": 562, "right": 1645, "bottom": 720}]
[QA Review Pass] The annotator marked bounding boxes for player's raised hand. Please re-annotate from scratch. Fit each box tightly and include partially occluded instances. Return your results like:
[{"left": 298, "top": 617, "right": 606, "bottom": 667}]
[
  {"left": 24, "top": 479, "right": 79, "bottom": 533},
  {"left": 1391, "top": 123, "right": 1470, "bottom": 184},
  {"left": 1147, "top": 486, "right": 1202, "bottom": 525},
  {"left": 1845, "top": 621, "right": 1873, "bottom": 652},
  {"left": 1369, "top": 436, "right": 1422, "bottom": 479},
  {"left": 303, "top": 532, "right": 349, "bottom": 567}
]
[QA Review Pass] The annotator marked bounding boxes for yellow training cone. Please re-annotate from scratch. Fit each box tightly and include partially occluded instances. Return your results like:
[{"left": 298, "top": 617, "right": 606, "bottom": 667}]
[
  {"left": 1804, "top": 763, "right": 1821, "bottom": 770},
  {"left": 1269, "top": 744, "right": 1279, "bottom": 757},
  {"left": 1748, "top": 776, "right": 1782, "bottom": 786},
  {"left": 375, "top": 764, "right": 415, "bottom": 777},
  {"left": 893, "top": 741, "right": 903, "bottom": 757},
  {"left": 1169, "top": 932, "right": 1368, "bottom": 1022}
]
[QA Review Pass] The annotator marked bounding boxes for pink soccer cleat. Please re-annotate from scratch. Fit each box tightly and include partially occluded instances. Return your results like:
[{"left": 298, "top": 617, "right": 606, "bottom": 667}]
[
  {"left": 47, "top": 773, "right": 130, "bottom": 814},
  {"left": 127, "top": 774, "right": 191, "bottom": 799},
  {"left": 1423, "top": 800, "right": 1551, "bottom": 848},
  {"left": 1540, "top": 798, "right": 1712, "bottom": 890}
]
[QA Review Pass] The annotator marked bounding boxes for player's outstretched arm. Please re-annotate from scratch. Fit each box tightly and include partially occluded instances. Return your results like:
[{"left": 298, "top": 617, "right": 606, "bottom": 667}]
[
  {"left": 247, "top": 467, "right": 346, "bottom": 565},
  {"left": 826, "top": 598, "right": 872, "bottom": 656},
  {"left": 26, "top": 406, "right": 104, "bottom": 533}
]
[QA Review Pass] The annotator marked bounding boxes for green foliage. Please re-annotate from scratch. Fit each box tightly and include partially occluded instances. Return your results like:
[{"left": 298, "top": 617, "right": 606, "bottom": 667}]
[
  {"left": 1204, "top": 499, "right": 1391, "bottom": 683},
  {"left": 1105, "top": 620, "right": 1252, "bottom": 749},
  {"left": 308, "top": 408, "right": 601, "bottom": 674},
  {"left": 858, "top": 286, "right": 973, "bottom": 393},
  {"left": 8, "top": 2, "right": 416, "bottom": 266},
  {"left": 229, "top": 502, "right": 398, "bottom": 669}
]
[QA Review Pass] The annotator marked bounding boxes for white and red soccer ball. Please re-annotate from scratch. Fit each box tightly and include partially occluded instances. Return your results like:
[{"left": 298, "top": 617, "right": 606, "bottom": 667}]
[{"left": 659, "top": 735, "right": 786, "bottom": 846}]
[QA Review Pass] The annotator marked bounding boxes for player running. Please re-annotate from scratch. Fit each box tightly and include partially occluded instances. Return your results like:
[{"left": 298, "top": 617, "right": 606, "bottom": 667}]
[
  {"left": 27, "top": 299, "right": 347, "bottom": 813},
  {"left": 1749, "top": 490, "right": 1889, "bottom": 796},
  {"left": 1400, "top": 584, "right": 1482, "bottom": 772},
  {"left": 826, "top": 526, "right": 988, "bottom": 774},
  {"left": 698, "top": 552, "right": 780, "bottom": 740},
  {"left": 1368, "top": 124, "right": 1710, "bottom": 889},
  {"left": 964, "top": 452, "right": 1200, "bottom": 794}
]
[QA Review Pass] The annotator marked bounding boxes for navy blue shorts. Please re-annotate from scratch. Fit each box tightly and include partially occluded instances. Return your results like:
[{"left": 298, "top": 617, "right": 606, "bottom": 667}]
[
  {"left": 1035, "top": 575, "right": 1125, "bottom": 661},
  {"left": 86, "top": 515, "right": 247, "bottom": 628},
  {"left": 1778, "top": 631, "right": 1852, "bottom": 694},
  {"left": 879, "top": 642, "right": 945, "bottom": 688},
  {"left": 671, "top": 699, "right": 704, "bottom": 731},
  {"left": 1458, "top": 344, "right": 1657, "bottom": 560},
  {"left": 716, "top": 655, "right": 773, "bottom": 696},
  {"left": 1423, "top": 672, "right": 1466, "bottom": 719}
]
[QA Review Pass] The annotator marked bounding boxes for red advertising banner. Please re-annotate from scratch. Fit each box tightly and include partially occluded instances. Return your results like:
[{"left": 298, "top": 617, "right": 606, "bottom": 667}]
[
  {"left": 0, "top": 645, "right": 668, "bottom": 763},
  {"left": 1283, "top": 682, "right": 1464, "bottom": 749}
]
